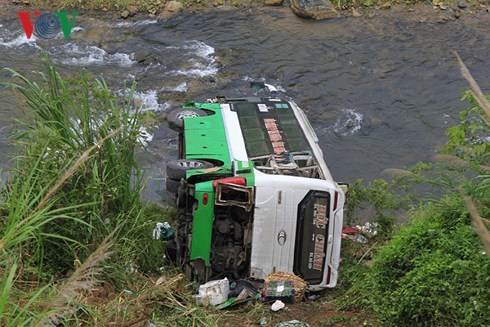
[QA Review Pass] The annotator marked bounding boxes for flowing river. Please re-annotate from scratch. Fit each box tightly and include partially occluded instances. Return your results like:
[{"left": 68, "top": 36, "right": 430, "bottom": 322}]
[{"left": 1, "top": 6, "right": 490, "bottom": 202}]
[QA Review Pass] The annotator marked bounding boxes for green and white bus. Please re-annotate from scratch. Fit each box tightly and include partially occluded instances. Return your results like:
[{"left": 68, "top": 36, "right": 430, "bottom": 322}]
[{"left": 165, "top": 88, "right": 346, "bottom": 291}]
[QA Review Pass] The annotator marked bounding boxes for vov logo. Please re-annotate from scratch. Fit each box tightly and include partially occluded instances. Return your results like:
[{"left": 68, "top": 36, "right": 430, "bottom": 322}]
[{"left": 17, "top": 12, "right": 79, "bottom": 40}]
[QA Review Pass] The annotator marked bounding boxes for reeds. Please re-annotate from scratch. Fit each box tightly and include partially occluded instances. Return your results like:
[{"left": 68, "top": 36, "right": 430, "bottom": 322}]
[
  {"left": 455, "top": 52, "right": 490, "bottom": 258},
  {"left": 0, "top": 53, "right": 154, "bottom": 325}
]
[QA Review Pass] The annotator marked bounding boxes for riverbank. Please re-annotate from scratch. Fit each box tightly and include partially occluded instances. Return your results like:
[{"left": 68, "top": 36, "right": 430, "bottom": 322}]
[{"left": 7, "top": 0, "right": 490, "bottom": 21}]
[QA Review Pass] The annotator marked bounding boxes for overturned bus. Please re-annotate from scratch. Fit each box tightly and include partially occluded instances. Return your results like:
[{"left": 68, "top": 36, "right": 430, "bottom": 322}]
[{"left": 164, "top": 91, "right": 346, "bottom": 291}]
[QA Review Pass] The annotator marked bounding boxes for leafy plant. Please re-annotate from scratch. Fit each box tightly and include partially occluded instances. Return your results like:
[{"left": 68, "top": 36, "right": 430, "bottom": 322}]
[{"left": 367, "top": 196, "right": 490, "bottom": 326}]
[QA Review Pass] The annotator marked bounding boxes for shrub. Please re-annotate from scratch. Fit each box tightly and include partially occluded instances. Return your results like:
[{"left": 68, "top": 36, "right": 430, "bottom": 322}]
[{"left": 367, "top": 195, "right": 490, "bottom": 326}]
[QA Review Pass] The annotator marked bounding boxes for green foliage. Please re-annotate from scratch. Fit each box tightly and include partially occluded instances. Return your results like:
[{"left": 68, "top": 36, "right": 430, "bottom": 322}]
[
  {"left": 367, "top": 196, "right": 490, "bottom": 326},
  {"left": 341, "top": 90, "right": 490, "bottom": 326},
  {"left": 444, "top": 91, "right": 490, "bottom": 165},
  {"left": 0, "top": 54, "right": 166, "bottom": 323}
]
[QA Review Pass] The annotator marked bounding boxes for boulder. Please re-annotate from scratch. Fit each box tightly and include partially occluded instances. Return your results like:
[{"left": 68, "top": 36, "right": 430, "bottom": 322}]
[
  {"left": 128, "top": 5, "right": 139, "bottom": 16},
  {"left": 132, "top": 50, "right": 153, "bottom": 63},
  {"left": 120, "top": 10, "right": 130, "bottom": 19},
  {"left": 212, "top": 0, "right": 225, "bottom": 6},
  {"left": 165, "top": 0, "right": 184, "bottom": 12},
  {"left": 290, "top": 0, "right": 337, "bottom": 20}
]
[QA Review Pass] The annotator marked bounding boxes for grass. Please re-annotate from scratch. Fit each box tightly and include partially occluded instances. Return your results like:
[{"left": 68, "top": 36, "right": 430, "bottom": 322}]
[{"left": 0, "top": 52, "right": 165, "bottom": 324}]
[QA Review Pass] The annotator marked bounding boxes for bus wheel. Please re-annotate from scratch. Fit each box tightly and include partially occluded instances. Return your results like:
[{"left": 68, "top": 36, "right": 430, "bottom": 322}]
[
  {"left": 166, "top": 159, "right": 214, "bottom": 180},
  {"left": 167, "top": 108, "right": 206, "bottom": 132},
  {"left": 166, "top": 178, "right": 180, "bottom": 193}
]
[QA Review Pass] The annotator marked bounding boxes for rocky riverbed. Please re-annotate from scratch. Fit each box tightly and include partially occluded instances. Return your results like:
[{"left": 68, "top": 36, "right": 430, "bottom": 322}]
[{"left": 6, "top": 0, "right": 490, "bottom": 21}]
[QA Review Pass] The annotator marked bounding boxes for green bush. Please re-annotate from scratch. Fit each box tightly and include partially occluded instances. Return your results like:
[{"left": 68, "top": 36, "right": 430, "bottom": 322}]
[
  {"left": 367, "top": 195, "right": 490, "bottom": 326},
  {"left": 339, "top": 90, "right": 490, "bottom": 326}
]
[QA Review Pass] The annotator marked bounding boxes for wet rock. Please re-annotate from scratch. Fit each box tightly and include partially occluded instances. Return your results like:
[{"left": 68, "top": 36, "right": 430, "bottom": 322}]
[
  {"left": 290, "top": 0, "right": 337, "bottom": 20},
  {"left": 166, "top": 1, "right": 184, "bottom": 12},
  {"left": 120, "top": 10, "right": 130, "bottom": 19},
  {"left": 159, "top": 1, "right": 183, "bottom": 19},
  {"left": 432, "top": 0, "right": 447, "bottom": 9},
  {"left": 217, "top": 5, "right": 238, "bottom": 10},
  {"left": 457, "top": 1, "right": 467, "bottom": 8},
  {"left": 133, "top": 50, "right": 153, "bottom": 63},
  {"left": 265, "top": 0, "right": 284, "bottom": 6},
  {"left": 437, "top": 15, "right": 448, "bottom": 23}
]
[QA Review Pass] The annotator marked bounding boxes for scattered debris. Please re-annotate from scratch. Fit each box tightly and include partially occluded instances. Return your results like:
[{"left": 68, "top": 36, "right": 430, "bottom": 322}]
[
  {"left": 153, "top": 222, "right": 175, "bottom": 241},
  {"left": 307, "top": 294, "right": 320, "bottom": 301},
  {"left": 347, "top": 233, "right": 369, "bottom": 244},
  {"left": 275, "top": 320, "right": 311, "bottom": 327},
  {"left": 264, "top": 272, "right": 307, "bottom": 302},
  {"left": 271, "top": 299, "right": 286, "bottom": 311},
  {"left": 229, "top": 279, "right": 259, "bottom": 298},
  {"left": 341, "top": 226, "right": 359, "bottom": 237},
  {"left": 194, "top": 278, "right": 230, "bottom": 306},
  {"left": 342, "top": 222, "right": 378, "bottom": 244},
  {"left": 155, "top": 275, "right": 166, "bottom": 286},
  {"left": 216, "top": 279, "right": 260, "bottom": 309},
  {"left": 356, "top": 222, "right": 379, "bottom": 237},
  {"left": 264, "top": 280, "right": 295, "bottom": 303}
]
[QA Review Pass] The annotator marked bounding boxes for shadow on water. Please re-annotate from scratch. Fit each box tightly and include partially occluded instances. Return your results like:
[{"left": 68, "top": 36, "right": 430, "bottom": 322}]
[{"left": 1, "top": 6, "right": 490, "bottom": 201}]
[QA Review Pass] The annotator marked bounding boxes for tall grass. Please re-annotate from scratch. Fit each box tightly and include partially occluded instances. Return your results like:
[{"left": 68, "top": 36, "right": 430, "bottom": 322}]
[
  {"left": 0, "top": 53, "right": 163, "bottom": 324},
  {"left": 3, "top": 52, "right": 146, "bottom": 271},
  {"left": 454, "top": 51, "right": 490, "bottom": 257}
]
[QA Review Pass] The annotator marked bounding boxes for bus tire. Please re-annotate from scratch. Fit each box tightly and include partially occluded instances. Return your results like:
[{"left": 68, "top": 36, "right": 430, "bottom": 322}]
[
  {"left": 166, "top": 159, "right": 214, "bottom": 180},
  {"left": 166, "top": 178, "right": 180, "bottom": 194},
  {"left": 167, "top": 108, "right": 207, "bottom": 132}
]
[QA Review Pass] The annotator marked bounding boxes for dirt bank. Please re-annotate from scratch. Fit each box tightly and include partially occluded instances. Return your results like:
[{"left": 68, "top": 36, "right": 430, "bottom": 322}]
[{"left": 5, "top": 0, "right": 489, "bottom": 22}]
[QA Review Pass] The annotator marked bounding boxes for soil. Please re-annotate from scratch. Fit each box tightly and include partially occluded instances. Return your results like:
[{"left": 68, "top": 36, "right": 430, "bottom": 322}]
[{"left": 259, "top": 301, "right": 375, "bottom": 326}]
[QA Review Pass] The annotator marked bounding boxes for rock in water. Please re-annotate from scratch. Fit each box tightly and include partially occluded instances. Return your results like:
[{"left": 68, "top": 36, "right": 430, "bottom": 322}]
[
  {"left": 265, "top": 0, "right": 284, "bottom": 6},
  {"left": 290, "top": 0, "right": 337, "bottom": 20},
  {"left": 120, "top": 10, "right": 130, "bottom": 19},
  {"left": 159, "top": 0, "right": 184, "bottom": 19},
  {"left": 166, "top": 1, "right": 184, "bottom": 12}
]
